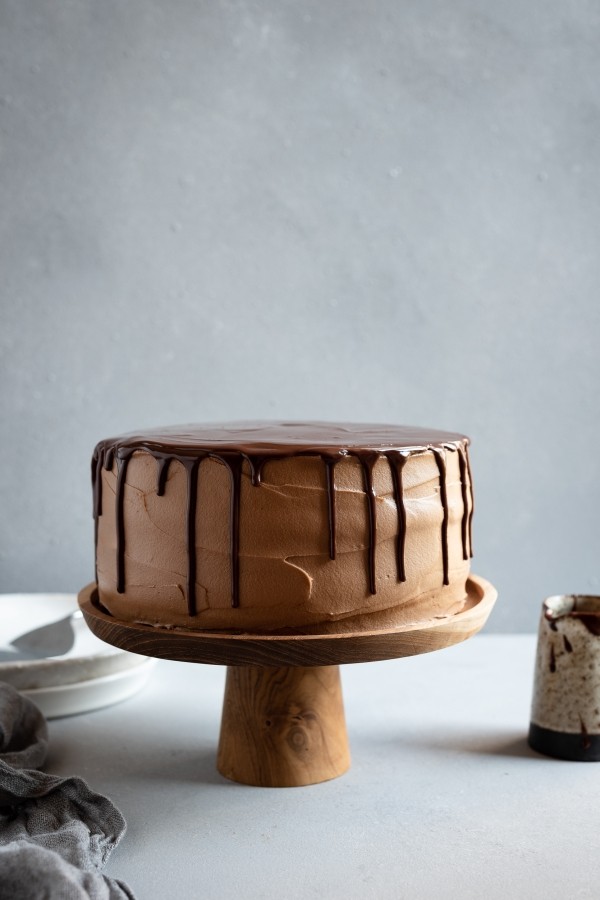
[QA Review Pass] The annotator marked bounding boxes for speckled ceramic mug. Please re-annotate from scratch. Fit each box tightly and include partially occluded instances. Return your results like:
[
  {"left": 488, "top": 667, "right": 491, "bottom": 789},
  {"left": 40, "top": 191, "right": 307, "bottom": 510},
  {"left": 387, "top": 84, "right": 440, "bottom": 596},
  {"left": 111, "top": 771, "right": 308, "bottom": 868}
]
[{"left": 529, "top": 595, "right": 600, "bottom": 761}]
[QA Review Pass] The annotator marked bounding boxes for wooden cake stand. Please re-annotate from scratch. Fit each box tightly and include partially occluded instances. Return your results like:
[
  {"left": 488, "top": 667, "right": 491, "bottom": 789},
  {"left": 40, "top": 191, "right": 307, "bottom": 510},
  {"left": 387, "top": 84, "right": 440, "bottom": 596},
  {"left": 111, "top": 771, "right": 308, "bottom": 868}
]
[{"left": 79, "top": 574, "right": 496, "bottom": 788}]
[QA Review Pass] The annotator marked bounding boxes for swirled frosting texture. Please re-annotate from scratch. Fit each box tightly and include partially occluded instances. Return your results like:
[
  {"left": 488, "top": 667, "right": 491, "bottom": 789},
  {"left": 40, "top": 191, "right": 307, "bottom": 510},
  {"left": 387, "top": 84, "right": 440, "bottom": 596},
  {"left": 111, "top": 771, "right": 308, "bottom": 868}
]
[{"left": 92, "top": 422, "right": 473, "bottom": 633}]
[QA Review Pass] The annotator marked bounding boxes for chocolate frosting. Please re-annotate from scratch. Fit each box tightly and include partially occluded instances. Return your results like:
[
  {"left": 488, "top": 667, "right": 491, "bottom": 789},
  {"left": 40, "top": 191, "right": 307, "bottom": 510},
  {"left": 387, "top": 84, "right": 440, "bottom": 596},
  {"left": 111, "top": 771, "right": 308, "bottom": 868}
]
[{"left": 92, "top": 422, "right": 473, "bottom": 617}]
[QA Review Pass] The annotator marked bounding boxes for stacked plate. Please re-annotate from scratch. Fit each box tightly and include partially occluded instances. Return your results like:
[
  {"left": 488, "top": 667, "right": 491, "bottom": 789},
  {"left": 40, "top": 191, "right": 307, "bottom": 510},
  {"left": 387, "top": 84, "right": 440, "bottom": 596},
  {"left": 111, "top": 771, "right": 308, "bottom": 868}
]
[{"left": 0, "top": 594, "right": 155, "bottom": 718}]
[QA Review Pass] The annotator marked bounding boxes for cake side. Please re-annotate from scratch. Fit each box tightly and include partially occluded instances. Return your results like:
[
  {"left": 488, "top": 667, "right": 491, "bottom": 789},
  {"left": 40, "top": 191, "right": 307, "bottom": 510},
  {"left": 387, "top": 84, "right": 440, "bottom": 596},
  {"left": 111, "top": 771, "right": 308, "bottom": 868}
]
[{"left": 92, "top": 422, "right": 473, "bottom": 633}]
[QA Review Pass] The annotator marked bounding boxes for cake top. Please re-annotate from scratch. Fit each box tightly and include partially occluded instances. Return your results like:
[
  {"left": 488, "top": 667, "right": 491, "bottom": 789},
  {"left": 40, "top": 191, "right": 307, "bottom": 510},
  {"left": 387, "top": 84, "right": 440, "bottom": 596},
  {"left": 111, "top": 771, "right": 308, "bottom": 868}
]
[{"left": 94, "top": 421, "right": 468, "bottom": 458}]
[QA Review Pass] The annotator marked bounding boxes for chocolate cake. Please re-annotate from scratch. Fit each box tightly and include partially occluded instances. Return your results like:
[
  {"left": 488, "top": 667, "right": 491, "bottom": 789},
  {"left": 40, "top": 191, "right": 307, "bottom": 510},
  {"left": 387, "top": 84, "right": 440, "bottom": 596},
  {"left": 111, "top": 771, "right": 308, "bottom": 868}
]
[{"left": 91, "top": 422, "right": 474, "bottom": 633}]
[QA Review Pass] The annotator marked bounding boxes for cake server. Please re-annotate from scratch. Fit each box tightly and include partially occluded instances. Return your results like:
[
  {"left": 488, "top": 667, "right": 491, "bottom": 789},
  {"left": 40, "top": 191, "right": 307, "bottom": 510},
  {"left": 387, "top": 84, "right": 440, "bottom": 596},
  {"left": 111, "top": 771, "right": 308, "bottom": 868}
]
[{"left": 0, "top": 610, "right": 84, "bottom": 661}]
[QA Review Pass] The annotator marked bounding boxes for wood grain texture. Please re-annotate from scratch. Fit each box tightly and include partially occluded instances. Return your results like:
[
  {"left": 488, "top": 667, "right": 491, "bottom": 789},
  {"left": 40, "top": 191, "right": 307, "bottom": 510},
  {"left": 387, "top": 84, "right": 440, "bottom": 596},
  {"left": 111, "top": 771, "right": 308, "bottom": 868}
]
[
  {"left": 217, "top": 665, "right": 350, "bottom": 786},
  {"left": 78, "top": 574, "right": 497, "bottom": 667}
]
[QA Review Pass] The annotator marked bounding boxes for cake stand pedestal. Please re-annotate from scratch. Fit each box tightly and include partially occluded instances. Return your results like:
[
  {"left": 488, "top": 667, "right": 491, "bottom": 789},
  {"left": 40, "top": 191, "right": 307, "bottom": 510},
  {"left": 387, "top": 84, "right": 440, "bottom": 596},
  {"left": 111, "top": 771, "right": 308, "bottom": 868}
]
[{"left": 78, "top": 574, "right": 496, "bottom": 788}]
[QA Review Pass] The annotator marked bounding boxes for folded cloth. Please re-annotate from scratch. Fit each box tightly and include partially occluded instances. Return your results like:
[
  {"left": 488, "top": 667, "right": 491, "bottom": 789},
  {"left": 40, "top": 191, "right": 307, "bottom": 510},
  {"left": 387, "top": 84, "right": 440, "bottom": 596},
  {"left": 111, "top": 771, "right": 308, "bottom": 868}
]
[
  {"left": 0, "top": 681, "right": 48, "bottom": 770},
  {"left": 0, "top": 682, "right": 136, "bottom": 899}
]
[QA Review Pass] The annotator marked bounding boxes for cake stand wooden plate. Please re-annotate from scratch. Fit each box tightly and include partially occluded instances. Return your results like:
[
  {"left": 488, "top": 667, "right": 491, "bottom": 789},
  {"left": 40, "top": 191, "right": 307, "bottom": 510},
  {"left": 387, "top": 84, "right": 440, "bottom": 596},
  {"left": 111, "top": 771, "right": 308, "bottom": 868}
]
[{"left": 79, "top": 575, "right": 496, "bottom": 788}]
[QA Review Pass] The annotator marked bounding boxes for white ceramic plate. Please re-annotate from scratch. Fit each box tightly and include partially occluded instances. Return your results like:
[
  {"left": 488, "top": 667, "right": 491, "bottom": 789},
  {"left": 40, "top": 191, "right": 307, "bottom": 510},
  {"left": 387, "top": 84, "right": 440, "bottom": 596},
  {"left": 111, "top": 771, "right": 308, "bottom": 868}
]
[
  {"left": 22, "top": 659, "right": 156, "bottom": 718},
  {"left": 0, "top": 594, "right": 155, "bottom": 717}
]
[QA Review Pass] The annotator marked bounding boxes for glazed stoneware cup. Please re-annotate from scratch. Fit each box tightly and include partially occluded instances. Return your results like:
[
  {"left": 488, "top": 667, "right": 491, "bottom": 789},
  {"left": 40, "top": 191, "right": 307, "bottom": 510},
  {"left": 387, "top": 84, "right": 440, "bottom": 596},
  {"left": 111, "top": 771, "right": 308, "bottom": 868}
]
[{"left": 529, "top": 595, "right": 600, "bottom": 761}]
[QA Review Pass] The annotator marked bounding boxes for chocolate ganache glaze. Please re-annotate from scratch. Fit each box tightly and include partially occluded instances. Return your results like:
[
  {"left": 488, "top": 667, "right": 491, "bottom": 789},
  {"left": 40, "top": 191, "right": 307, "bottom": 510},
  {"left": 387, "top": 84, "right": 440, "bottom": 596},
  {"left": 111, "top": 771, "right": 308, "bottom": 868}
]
[{"left": 92, "top": 422, "right": 474, "bottom": 633}]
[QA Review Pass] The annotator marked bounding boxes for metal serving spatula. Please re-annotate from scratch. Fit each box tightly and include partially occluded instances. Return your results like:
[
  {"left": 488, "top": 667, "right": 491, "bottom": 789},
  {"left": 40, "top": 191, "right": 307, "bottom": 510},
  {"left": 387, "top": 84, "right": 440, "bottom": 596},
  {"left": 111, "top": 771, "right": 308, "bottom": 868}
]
[{"left": 0, "top": 610, "right": 84, "bottom": 661}]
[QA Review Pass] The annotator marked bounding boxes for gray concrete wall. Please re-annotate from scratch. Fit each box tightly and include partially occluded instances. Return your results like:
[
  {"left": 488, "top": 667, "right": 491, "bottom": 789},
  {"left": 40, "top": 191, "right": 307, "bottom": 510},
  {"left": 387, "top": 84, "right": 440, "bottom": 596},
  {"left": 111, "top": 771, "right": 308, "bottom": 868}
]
[{"left": 1, "top": 0, "right": 599, "bottom": 631}]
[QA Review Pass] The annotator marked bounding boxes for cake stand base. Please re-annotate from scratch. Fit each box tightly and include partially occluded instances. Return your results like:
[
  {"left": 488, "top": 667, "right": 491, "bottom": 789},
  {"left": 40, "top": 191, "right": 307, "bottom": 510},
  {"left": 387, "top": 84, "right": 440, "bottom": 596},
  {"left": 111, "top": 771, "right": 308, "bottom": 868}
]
[
  {"left": 79, "top": 575, "right": 496, "bottom": 787},
  {"left": 217, "top": 665, "right": 349, "bottom": 787}
]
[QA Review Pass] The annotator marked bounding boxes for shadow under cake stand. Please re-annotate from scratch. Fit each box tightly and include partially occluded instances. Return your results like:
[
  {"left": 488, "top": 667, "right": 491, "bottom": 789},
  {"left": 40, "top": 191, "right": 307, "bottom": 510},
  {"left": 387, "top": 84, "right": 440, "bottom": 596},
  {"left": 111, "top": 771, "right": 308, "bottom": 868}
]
[{"left": 79, "top": 574, "right": 496, "bottom": 788}]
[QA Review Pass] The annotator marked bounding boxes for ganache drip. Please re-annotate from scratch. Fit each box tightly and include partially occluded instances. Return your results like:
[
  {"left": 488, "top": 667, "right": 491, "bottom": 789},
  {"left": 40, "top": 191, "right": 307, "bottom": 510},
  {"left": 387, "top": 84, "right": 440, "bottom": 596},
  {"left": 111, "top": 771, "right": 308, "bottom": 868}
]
[
  {"left": 465, "top": 443, "right": 475, "bottom": 559},
  {"left": 91, "top": 422, "right": 474, "bottom": 616},
  {"left": 432, "top": 448, "right": 450, "bottom": 586},
  {"left": 324, "top": 456, "right": 338, "bottom": 561},
  {"left": 384, "top": 451, "right": 409, "bottom": 583},
  {"left": 184, "top": 457, "right": 201, "bottom": 616},
  {"left": 357, "top": 452, "right": 379, "bottom": 595},
  {"left": 456, "top": 446, "right": 470, "bottom": 561},
  {"left": 156, "top": 457, "right": 171, "bottom": 497},
  {"left": 115, "top": 451, "right": 133, "bottom": 594}
]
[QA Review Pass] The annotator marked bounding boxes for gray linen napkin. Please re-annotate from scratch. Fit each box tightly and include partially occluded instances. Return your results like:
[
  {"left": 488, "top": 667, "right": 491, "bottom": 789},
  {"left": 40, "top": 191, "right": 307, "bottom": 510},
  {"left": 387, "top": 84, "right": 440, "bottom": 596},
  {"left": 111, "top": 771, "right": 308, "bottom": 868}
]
[{"left": 0, "top": 682, "right": 136, "bottom": 899}]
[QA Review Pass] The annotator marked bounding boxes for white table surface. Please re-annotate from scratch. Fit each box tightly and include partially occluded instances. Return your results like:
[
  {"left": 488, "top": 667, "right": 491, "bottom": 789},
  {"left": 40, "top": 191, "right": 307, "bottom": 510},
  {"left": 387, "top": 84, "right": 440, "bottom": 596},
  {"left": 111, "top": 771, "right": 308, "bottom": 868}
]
[{"left": 46, "top": 635, "right": 599, "bottom": 899}]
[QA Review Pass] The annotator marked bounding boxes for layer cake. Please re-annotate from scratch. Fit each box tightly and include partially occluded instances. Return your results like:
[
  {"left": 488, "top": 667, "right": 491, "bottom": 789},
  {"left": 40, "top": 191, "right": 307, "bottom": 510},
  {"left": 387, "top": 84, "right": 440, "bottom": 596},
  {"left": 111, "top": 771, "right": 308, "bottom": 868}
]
[{"left": 91, "top": 422, "right": 474, "bottom": 633}]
